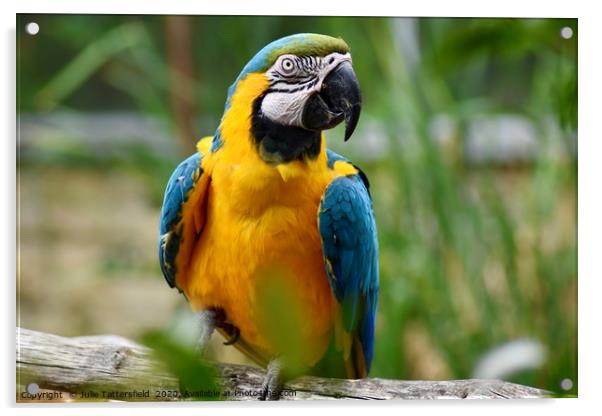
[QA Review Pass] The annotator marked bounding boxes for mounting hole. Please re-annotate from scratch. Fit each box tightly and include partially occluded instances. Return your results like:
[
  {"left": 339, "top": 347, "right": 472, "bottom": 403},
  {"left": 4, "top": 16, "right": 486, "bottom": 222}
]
[
  {"left": 26, "top": 383, "right": 39, "bottom": 394},
  {"left": 560, "top": 378, "right": 573, "bottom": 391},
  {"left": 560, "top": 26, "right": 573, "bottom": 39},
  {"left": 25, "top": 22, "right": 39, "bottom": 35}
]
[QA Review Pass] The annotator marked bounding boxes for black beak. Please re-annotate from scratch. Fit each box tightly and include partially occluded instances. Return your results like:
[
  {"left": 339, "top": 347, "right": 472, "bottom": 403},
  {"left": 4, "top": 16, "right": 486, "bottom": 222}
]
[{"left": 301, "top": 61, "right": 362, "bottom": 141}]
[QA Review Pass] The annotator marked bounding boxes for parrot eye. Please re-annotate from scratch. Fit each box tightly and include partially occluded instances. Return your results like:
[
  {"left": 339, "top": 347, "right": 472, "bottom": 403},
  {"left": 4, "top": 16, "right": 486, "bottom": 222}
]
[{"left": 279, "top": 57, "right": 296, "bottom": 76}]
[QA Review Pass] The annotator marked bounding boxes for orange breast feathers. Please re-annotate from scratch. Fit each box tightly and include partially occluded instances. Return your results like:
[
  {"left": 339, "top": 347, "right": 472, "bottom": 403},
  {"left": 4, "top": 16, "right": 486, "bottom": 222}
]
[{"left": 176, "top": 73, "right": 357, "bottom": 366}]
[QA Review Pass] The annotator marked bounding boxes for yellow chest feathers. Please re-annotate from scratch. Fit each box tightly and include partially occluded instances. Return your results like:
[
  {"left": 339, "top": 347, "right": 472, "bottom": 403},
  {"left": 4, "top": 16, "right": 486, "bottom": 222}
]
[{"left": 190, "top": 134, "right": 342, "bottom": 286}]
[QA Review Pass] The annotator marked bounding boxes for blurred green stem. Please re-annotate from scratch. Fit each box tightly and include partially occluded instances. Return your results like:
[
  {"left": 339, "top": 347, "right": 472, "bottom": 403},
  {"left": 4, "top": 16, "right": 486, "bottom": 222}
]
[{"left": 36, "top": 22, "right": 146, "bottom": 110}]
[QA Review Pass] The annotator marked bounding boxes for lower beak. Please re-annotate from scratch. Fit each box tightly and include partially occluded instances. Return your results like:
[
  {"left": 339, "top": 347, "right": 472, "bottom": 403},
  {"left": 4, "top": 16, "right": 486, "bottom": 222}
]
[{"left": 301, "top": 61, "right": 362, "bottom": 141}]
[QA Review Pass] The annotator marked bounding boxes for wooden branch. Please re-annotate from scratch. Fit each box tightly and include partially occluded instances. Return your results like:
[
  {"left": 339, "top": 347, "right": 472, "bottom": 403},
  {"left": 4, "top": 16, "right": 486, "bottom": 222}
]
[{"left": 16, "top": 327, "right": 550, "bottom": 401}]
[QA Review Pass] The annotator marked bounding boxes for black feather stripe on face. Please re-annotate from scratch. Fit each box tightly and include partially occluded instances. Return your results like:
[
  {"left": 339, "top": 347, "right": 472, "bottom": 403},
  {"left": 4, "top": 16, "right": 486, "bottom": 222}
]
[{"left": 265, "top": 81, "right": 319, "bottom": 95}]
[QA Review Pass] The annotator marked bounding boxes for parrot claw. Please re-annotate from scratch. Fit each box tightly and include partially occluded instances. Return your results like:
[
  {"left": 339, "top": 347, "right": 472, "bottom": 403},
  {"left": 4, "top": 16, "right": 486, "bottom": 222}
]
[
  {"left": 259, "top": 358, "right": 283, "bottom": 401},
  {"left": 222, "top": 326, "right": 240, "bottom": 345}
]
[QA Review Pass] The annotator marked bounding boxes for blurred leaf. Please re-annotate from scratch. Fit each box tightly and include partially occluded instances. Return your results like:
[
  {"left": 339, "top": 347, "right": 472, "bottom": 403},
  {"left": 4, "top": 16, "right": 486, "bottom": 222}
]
[
  {"left": 256, "top": 270, "right": 312, "bottom": 379},
  {"left": 141, "top": 329, "right": 220, "bottom": 400}
]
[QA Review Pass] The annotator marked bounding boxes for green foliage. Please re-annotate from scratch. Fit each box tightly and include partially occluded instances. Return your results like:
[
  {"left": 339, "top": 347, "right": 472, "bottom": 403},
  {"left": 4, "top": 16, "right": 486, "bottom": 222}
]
[
  {"left": 256, "top": 272, "right": 310, "bottom": 379},
  {"left": 359, "top": 18, "right": 576, "bottom": 395},
  {"left": 141, "top": 329, "right": 220, "bottom": 400}
]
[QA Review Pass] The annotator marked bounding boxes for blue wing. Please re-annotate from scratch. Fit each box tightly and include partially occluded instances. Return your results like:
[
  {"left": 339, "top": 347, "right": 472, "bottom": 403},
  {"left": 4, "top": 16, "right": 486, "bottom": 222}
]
[
  {"left": 318, "top": 150, "right": 379, "bottom": 377},
  {"left": 158, "top": 150, "right": 209, "bottom": 290}
]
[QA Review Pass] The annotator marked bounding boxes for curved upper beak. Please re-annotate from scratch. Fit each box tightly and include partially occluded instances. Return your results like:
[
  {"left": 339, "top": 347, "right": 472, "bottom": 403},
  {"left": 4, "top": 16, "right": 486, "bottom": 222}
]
[{"left": 301, "top": 61, "right": 362, "bottom": 141}]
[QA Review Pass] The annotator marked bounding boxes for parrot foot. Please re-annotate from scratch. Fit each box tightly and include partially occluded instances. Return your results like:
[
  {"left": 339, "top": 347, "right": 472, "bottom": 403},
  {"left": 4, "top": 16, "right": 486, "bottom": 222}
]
[{"left": 259, "top": 358, "right": 283, "bottom": 401}]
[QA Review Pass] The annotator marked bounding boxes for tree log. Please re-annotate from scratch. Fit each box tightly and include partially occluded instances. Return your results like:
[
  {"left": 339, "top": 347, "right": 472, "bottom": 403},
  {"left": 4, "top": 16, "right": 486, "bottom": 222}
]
[{"left": 16, "top": 327, "right": 550, "bottom": 401}]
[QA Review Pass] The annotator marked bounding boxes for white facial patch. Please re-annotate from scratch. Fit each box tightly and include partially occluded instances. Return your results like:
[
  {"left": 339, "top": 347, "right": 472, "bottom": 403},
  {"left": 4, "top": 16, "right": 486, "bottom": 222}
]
[{"left": 260, "top": 52, "right": 352, "bottom": 128}]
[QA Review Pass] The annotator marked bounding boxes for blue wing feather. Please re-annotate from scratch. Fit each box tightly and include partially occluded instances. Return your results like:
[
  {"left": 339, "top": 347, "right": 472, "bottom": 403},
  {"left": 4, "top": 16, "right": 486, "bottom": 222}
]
[
  {"left": 319, "top": 150, "right": 379, "bottom": 373},
  {"left": 158, "top": 151, "right": 204, "bottom": 289}
]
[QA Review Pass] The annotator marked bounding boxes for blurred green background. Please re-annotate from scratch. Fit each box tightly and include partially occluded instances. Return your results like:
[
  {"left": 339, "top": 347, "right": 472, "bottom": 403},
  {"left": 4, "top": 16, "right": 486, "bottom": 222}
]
[{"left": 16, "top": 15, "right": 577, "bottom": 396}]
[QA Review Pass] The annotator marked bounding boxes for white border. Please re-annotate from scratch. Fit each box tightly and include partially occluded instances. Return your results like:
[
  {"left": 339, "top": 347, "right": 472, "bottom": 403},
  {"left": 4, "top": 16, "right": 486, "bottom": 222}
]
[{"left": 3, "top": 1, "right": 600, "bottom": 415}]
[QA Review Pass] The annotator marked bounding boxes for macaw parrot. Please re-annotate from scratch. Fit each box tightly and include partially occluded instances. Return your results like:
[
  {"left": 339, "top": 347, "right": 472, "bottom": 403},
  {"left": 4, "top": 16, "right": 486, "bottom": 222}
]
[{"left": 158, "top": 33, "right": 378, "bottom": 399}]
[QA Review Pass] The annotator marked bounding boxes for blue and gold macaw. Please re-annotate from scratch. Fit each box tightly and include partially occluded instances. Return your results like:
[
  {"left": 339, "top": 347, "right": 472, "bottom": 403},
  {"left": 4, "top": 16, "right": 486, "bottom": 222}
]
[{"left": 158, "top": 33, "right": 378, "bottom": 399}]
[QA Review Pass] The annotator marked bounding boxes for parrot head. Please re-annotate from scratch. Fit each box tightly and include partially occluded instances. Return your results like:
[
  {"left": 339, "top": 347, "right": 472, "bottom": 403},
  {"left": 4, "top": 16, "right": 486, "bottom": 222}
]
[{"left": 215, "top": 33, "right": 362, "bottom": 164}]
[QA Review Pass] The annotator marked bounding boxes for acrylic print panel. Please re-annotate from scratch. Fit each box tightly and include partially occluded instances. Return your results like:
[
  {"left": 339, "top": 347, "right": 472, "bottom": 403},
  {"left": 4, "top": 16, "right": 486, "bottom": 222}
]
[{"left": 16, "top": 14, "right": 577, "bottom": 402}]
